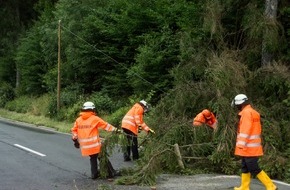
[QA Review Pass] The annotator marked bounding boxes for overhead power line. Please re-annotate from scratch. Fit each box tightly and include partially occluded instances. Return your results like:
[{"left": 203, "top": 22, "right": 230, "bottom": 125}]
[{"left": 60, "top": 25, "right": 166, "bottom": 94}]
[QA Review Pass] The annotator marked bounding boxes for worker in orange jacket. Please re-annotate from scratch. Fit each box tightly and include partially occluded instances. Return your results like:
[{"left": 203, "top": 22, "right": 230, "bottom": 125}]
[
  {"left": 71, "top": 101, "right": 121, "bottom": 179},
  {"left": 121, "top": 100, "right": 155, "bottom": 161},
  {"left": 231, "top": 94, "right": 277, "bottom": 190},
  {"left": 193, "top": 109, "right": 218, "bottom": 130}
]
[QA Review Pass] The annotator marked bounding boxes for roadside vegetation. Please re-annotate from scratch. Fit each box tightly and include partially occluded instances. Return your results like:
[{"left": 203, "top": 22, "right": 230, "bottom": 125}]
[{"left": 0, "top": 0, "right": 290, "bottom": 186}]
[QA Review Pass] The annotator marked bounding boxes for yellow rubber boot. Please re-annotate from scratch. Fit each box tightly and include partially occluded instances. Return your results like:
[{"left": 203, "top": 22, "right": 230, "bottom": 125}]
[
  {"left": 257, "top": 170, "right": 277, "bottom": 190},
  {"left": 234, "top": 173, "right": 251, "bottom": 190}
]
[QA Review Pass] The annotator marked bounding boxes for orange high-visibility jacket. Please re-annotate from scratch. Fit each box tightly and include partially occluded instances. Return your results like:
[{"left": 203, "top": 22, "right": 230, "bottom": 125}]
[
  {"left": 71, "top": 111, "right": 116, "bottom": 156},
  {"left": 193, "top": 112, "right": 217, "bottom": 129},
  {"left": 235, "top": 105, "right": 263, "bottom": 157},
  {"left": 121, "top": 103, "right": 150, "bottom": 135}
]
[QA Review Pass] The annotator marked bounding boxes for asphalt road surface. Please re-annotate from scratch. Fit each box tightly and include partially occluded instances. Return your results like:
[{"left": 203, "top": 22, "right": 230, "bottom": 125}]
[{"left": 0, "top": 117, "right": 289, "bottom": 190}]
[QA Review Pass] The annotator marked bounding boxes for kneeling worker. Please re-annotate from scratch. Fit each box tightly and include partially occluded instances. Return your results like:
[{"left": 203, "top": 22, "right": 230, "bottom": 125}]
[{"left": 193, "top": 109, "right": 218, "bottom": 130}]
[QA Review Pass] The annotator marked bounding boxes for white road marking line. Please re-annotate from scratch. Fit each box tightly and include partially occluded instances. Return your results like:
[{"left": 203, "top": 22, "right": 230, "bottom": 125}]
[
  {"left": 14, "top": 144, "right": 46, "bottom": 157},
  {"left": 222, "top": 175, "right": 290, "bottom": 187},
  {"left": 272, "top": 180, "right": 290, "bottom": 187}
]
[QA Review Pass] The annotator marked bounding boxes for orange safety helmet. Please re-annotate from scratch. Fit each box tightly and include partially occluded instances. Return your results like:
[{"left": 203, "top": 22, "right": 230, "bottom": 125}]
[{"left": 202, "top": 109, "right": 212, "bottom": 119}]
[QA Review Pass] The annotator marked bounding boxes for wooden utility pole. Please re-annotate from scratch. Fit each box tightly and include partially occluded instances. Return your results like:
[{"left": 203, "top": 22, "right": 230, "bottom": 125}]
[{"left": 57, "top": 20, "right": 61, "bottom": 112}]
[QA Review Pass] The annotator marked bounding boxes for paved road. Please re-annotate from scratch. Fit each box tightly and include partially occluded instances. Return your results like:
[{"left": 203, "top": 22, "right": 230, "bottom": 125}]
[
  {"left": 155, "top": 174, "right": 290, "bottom": 190},
  {"left": 0, "top": 117, "right": 289, "bottom": 190},
  {"left": 0, "top": 118, "right": 133, "bottom": 190}
]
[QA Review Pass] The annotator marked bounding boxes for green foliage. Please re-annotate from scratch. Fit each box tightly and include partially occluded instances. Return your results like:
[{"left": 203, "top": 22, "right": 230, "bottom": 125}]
[
  {"left": 284, "top": 143, "right": 290, "bottom": 183},
  {"left": 28, "top": 94, "right": 51, "bottom": 116},
  {"left": 5, "top": 96, "right": 34, "bottom": 113},
  {"left": 98, "top": 132, "right": 122, "bottom": 178},
  {"left": 63, "top": 102, "right": 82, "bottom": 122},
  {"left": 105, "top": 106, "right": 129, "bottom": 128},
  {"left": 250, "top": 63, "right": 290, "bottom": 106},
  {"left": 0, "top": 0, "right": 41, "bottom": 87},
  {"left": 47, "top": 95, "right": 58, "bottom": 118},
  {"left": 280, "top": 6, "right": 290, "bottom": 62},
  {"left": 3, "top": 94, "right": 51, "bottom": 116},
  {"left": 0, "top": 82, "right": 15, "bottom": 107},
  {"left": 15, "top": 26, "right": 47, "bottom": 96},
  {"left": 1, "top": 0, "right": 290, "bottom": 186},
  {"left": 90, "top": 91, "right": 115, "bottom": 115},
  {"left": 259, "top": 154, "right": 288, "bottom": 179},
  {"left": 126, "top": 50, "right": 288, "bottom": 185}
]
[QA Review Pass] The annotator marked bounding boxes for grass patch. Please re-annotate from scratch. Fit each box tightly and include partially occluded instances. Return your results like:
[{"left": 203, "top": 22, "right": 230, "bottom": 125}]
[
  {"left": 0, "top": 108, "right": 73, "bottom": 133},
  {"left": 0, "top": 109, "right": 114, "bottom": 138}
]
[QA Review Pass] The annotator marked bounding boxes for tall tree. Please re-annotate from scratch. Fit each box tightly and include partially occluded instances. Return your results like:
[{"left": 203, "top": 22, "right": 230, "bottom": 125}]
[
  {"left": 14, "top": 0, "right": 57, "bottom": 95},
  {"left": 0, "top": 0, "right": 40, "bottom": 88},
  {"left": 262, "top": 0, "right": 278, "bottom": 65}
]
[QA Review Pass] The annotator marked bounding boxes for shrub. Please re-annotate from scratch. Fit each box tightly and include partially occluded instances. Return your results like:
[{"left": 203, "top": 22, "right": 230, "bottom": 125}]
[
  {"left": 5, "top": 96, "right": 32, "bottom": 113},
  {"left": 105, "top": 106, "right": 130, "bottom": 128},
  {"left": 90, "top": 91, "right": 116, "bottom": 115},
  {"left": 28, "top": 94, "right": 51, "bottom": 116},
  {"left": 0, "top": 82, "right": 15, "bottom": 107}
]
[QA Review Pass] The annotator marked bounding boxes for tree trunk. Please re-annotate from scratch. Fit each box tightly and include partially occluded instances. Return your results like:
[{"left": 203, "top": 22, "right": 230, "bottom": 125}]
[
  {"left": 261, "top": 0, "right": 278, "bottom": 66},
  {"left": 15, "top": 2, "right": 20, "bottom": 88}
]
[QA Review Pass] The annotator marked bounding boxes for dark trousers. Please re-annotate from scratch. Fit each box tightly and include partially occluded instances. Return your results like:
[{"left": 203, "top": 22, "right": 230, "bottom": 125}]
[
  {"left": 123, "top": 128, "right": 139, "bottom": 160},
  {"left": 89, "top": 153, "right": 116, "bottom": 178},
  {"left": 241, "top": 157, "right": 262, "bottom": 176},
  {"left": 90, "top": 154, "right": 99, "bottom": 178}
]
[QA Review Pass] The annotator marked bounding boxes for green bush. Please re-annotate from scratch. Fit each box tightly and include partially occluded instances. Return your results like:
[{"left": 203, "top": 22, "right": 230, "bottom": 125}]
[
  {"left": 47, "top": 89, "right": 84, "bottom": 120},
  {"left": 28, "top": 94, "right": 51, "bottom": 116},
  {"left": 5, "top": 96, "right": 33, "bottom": 113},
  {"left": 0, "top": 82, "right": 15, "bottom": 107},
  {"left": 3, "top": 94, "right": 51, "bottom": 117},
  {"left": 63, "top": 101, "right": 83, "bottom": 122},
  {"left": 90, "top": 91, "right": 116, "bottom": 115},
  {"left": 105, "top": 106, "right": 130, "bottom": 128}
]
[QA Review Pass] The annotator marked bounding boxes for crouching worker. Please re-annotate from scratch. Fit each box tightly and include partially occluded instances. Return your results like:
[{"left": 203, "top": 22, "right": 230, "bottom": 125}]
[
  {"left": 193, "top": 109, "right": 218, "bottom": 130},
  {"left": 71, "top": 101, "right": 121, "bottom": 180}
]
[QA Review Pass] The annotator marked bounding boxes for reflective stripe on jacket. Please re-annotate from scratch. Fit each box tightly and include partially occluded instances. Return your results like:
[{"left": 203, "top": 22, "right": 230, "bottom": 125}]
[
  {"left": 121, "top": 103, "right": 149, "bottom": 135},
  {"left": 71, "top": 111, "right": 115, "bottom": 156},
  {"left": 193, "top": 112, "right": 217, "bottom": 129},
  {"left": 235, "top": 105, "right": 263, "bottom": 157}
]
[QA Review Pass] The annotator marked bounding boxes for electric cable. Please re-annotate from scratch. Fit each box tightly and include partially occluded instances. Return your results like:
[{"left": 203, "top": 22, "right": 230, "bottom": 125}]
[{"left": 61, "top": 25, "right": 166, "bottom": 94}]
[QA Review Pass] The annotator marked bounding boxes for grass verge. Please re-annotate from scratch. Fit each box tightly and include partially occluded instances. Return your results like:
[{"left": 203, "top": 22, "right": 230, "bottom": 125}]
[{"left": 0, "top": 108, "right": 72, "bottom": 133}]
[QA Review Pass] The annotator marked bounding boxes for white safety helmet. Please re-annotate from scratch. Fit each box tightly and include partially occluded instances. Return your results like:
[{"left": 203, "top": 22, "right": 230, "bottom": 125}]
[
  {"left": 231, "top": 94, "right": 248, "bottom": 107},
  {"left": 82, "top": 101, "right": 95, "bottom": 110},
  {"left": 139, "top": 100, "right": 150, "bottom": 112}
]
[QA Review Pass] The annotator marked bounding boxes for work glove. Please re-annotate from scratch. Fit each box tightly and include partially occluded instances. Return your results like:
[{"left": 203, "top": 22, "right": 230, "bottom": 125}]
[
  {"left": 148, "top": 129, "right": 155, "bottom": 134},
  {"left": 113, "top": 128, "right": 123, "bottom": 134},
  {"left": 138, "top": 126, "right": 142, "bottom": 133},
  {"left": 72, "top": 138, "right": 80, "bottom": 149}
]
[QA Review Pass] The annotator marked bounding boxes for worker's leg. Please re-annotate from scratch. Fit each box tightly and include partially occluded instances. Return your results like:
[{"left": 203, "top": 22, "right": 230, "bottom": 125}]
[
  {"left": 246, "top": 157, "right": 277, "bottom": 190},
  {"left": 234, "top": 158, "right": 251, "bottom": 190},
  {"left": 257, "top": 170, "right": 277, "bottom": 190},
  {"left": 244, "top": 157, "right": 276, "bottom": 189},
  {"left": 106, "top": 159, "right": 121, "bottom": 178},
  {"left": 234, "top": 173, "right": 251, "bottom": 190},
  {"left": 89, "top": 154, "right": 99, "bottom": 179},
  {"left": 122, "top": 128, "right": 132, "bottom": 161},
  {"left": 132, "top": 134, "right": 139, "bottom": 160},
  {"left": 245, "top": 157, "right": 262, "bottom": 176}
]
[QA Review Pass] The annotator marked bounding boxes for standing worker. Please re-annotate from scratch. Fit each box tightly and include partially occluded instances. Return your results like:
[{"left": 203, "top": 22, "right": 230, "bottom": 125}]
[
  {"left": 193, "top": 109, "right": 218, "bottom": 130},
  {"left": 71, "top": 101, "right": 121, "bottom": 179},
  {"left": 121, "top": 100, "right": 155, "bottom": 161},
  {"left": 231, "top": 94, "right": 277, "bottom": 190}
]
